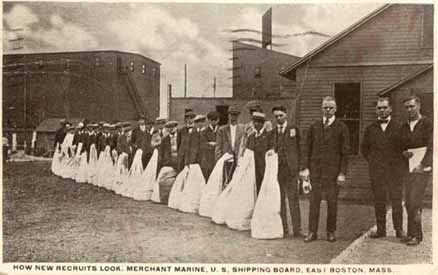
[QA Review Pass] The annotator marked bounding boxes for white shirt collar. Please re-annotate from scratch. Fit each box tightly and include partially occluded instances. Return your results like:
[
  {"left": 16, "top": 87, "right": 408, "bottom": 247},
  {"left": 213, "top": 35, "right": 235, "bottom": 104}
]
[
  {"left": 323, "top": 116, "right": 335, "bottom": 126},
  {"left": 277, "top": 120, "right": 288, "bottom": 129},
  {"left": 378, "top": 116, "right": 391, "bottom": 123},
  {"left": 255, "top": 127, "right": 265, "bottom": 137}
]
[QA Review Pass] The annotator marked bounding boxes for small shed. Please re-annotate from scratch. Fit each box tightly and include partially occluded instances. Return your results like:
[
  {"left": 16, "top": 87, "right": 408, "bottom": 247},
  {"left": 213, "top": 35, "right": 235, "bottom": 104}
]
[{"left": 35, "top": 118, "right": 83, "bottom": 157}]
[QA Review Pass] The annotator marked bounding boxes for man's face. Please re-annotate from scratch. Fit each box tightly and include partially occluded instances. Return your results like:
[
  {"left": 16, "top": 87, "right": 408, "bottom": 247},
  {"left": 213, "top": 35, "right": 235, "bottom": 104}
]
[
  {"left": 376, "top": 100, "right": 392, "bottom": 119},
  {"left": 404, "top": 99, "right": 421, "bottom": 120},
  {"left": 169, "top": 126, "right": 177, "bottom": 134},
  {"left": 253, "top": 120, "right": 263, "bottom": 131},
  {"left": 229, "top": 113, "right": 239, "bottom": 123},
  {"left": 196, "top": 120, "right": 206, "bottom": 129},
  {"left": 185, "top": 117, "right": 194, "bottom": 125},
  {"left": 273, "top": 110, "right": 287, "bottom": 124},
  {"left": 209, "top": 118, "right": 218, "bottom": 127},
  {"left": 322, "top": 100, "right": 337, "bottom": 118}
]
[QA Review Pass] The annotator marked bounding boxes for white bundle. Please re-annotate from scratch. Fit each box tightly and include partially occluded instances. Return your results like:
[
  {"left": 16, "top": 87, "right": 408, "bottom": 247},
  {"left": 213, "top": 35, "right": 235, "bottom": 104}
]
[
  {"left": 131, "top": 149, "right": 158, "bottom": 201},
  {"left": 199, "top": 153, "right": 233, "bottom": 218},
  {"left": 87, "top": 144, "right": 98, "bottom": 184},
  {"left": 251, "top": 153, "right": 283, "bottom": 239},
  {"left": 100, "top": 146, "right": 115, "bottom": 190},
  {"left": 154, "top": 166, "right": 177, "bottom": 204},
  {"left": 168, "top": 167, "right": 189, "bottom": 210},
  {"left": 121, "top": 149, "right": 144, "bottom": 198},
  {"left": 51, "top": 143, "right": 62, "bottom": 176},
  {"left": 69, "top": 142, "right": 83, "bottom": 181},
  {"left": 178, "top": 164, "right": 206, "bottom": 213},
  {"left": 113, "top": 153, "right": 129, "bottom": 195},
  {"left": 224, "top": 149, "right": 257, "bottom": 231},
  {"left": 75, "top": 151, "right": 89, "bottom": 183}
]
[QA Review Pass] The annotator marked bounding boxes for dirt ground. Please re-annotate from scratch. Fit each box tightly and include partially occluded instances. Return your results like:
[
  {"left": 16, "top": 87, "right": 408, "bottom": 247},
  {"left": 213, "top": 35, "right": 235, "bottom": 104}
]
[{"left": 4, "top": 162, "right": 379, "bottom": 263}]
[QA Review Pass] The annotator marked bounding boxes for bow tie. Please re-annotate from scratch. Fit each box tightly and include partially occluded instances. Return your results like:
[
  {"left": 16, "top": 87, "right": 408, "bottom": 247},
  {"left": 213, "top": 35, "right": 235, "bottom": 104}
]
[{"left": 378, "top": 119, "right": 389, "bottom": 124}]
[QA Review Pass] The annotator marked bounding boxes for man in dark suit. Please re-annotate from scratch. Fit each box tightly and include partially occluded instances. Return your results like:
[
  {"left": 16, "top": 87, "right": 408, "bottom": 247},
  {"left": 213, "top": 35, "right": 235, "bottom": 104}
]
[
  {"left": 215, "top": 106, "right": 245, "bottom": 186},
  {"left": 246, "top": 112, "right": 271, "bottom": 195},
  {"left": 400, "top": 95, "right": 433, "bottom": 246},
  {"left": 199, "top": 111, "right": 220, "bottom": 180},
  {"left": 54, "top": 119, "right": 68, "bottom": 148},
  {"left": 303, "top": 96, "right": 350, "bottom": 243},
  {"left": 131, "top": 116, "right": 152, "bottom": 168},
  {"left": 361, "top": 97, "right": 406, "bottom": 239},
  {"left": 177, "top": 110, "right": 196, "bottom": 172},
  {"left": 268, "top": 106, "right": 303, "bottom": 238},
  {"left": 159, "top": 121, "right": 179, "bottom": 171}
]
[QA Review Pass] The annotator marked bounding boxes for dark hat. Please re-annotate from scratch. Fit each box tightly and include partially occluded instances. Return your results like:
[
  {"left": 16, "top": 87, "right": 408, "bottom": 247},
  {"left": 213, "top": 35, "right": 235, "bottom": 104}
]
[
  {"left": 228, "top": 105, "right": 241, "bottom": 114},
  {"left": 207, "top": 111, "right": 220, "bottom": 120},
  {"left": 252, "top": 111, "right": 266, "bottom": 122},
  {"left": 165, "top": 120, "right": 178, "bottom": 128},
  {"left": 185, "top": 110, "right": 196, "bottom": 118}
]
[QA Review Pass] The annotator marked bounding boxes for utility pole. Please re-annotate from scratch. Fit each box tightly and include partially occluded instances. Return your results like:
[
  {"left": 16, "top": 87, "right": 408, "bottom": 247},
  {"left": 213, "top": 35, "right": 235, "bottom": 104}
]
[
  {"left": 184, "top": 64, "right": 187, "bottom": 98},
  {"left": 167, "top": 84, "right": 172, "bottom": 119},
  {"left": 213, "top": 77, "right": 216, "bottom": 97}
]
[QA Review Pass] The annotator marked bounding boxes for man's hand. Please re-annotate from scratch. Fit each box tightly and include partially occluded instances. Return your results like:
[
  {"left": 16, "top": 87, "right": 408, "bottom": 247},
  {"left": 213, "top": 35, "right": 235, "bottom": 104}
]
[
  {"left": 403, "top": 150, "right": 414, "bottom": 159},
  {"left": 208, "top": 141, "right": 216, "bottom": 146},
  {"left": 337, "top": 173, "right": 346, "bottom": 186}
]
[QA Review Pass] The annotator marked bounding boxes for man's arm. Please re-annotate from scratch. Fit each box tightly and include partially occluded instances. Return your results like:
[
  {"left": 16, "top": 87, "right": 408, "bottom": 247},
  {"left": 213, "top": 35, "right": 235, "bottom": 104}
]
[
  {"left": 215, "top": 127, "right": 223, "bottom": 162},
  {"left": 421, "top": 118, "right": 433, "bottom": 168},
  {"left": 339, "top": 123, "right": 350, "bottom": 176}
]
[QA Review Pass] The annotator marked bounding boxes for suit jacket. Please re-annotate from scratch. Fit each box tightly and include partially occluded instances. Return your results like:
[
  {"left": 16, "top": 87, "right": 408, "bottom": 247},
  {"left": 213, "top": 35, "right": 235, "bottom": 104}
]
[
  {"left": 199, "top": 126, "right": 218, "bottom": 178},
  {"left": 270, "top": 123, "right": 300, "bottom": 177},
  {"left": 177, "top": 125, "right": 193, "bottom": 171},
  {"left": 214, "top": 123, "right": 245, "bottom": 162},
  {"left": 131, "top": 127, "right": 152, "bottom": 154},
  {"left": 54, "top": 126, "right": 67, "bottom": 147},
  {"left": 247, "top": 130, "right": 271, "bottom": 168},
  {"left": 400, "top": 116, "right": 433, "bottom": 168},
  {"left": 159, "top": 133, "right": 179, "bottom": 171},
  {"left": 116, "top": 134, "right": 130, "bottom": 155},
  {"left": 304, "top": 119, "right": 350, "bottom": 183},
  {"left": 361, "top": 119, "right": 405, "bottom": 182}
]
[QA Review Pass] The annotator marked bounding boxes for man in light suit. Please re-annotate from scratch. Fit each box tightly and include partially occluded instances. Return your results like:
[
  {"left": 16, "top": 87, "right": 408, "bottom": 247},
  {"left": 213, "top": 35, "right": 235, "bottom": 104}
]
[
  {"left": 215, "top": 105, "right": 245, "bottom": 186},
  {"left": 267, "top": 105, "right": 304, "bottom": 238},
  {"left": 361, "top": 97, "right": 406, "bottom": 239},
  {"left": 303, "top": 96, "right": 350, "bottom": 243}
]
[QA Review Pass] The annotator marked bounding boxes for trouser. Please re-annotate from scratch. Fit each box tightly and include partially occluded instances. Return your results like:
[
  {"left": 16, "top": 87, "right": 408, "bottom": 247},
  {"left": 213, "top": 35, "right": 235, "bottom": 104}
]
[
  {"left": 308, "top": 182, "right": 339, "bottom": 233},
  {"left": 278, "top": 162, "right": 301, "bottom": 234},
  {"left": 405, "top": 172, "right": 430, "bottom": 240},
  {"left": 371, "top": 174, "right": 403, "bottom": 233},
  {"left": 254, "top": 156, "right": 265, "bottom": 195}
]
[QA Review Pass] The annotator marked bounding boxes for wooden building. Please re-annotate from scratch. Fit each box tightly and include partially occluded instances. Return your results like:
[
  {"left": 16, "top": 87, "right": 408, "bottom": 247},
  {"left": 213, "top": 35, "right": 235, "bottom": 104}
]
[{"left": 280, "top": 4, "right": 434, "bottom": 201}]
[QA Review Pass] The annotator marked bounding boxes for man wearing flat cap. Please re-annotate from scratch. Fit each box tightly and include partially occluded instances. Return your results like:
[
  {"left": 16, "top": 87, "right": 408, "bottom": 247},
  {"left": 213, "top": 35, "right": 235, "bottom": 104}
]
[
  {"left": 245, "top": 112, "right": 271, "bottom": 195},
  {"left": 199, "top": 111, "right": 220, "bottom": 180},
  {"left": 158, "top": 121, "right": 179, "bottom": 172},
  {"left": 177, "top": 110, "right": 196, "bottom": 172},
  {"left": 131, "top": 115, "right": 153, "bottom": 168},
  {"left": 215, "top": 105, "right": 245, "bottom": 186}
]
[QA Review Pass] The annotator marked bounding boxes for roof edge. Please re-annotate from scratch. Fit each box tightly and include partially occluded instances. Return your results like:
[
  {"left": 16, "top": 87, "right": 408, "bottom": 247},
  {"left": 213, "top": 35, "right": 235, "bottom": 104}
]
[
  {"left": 378, "top": 65, "right": 433, "bottom": 96},
  {"left": 279, "top": 4, "right": 392, "bottom": 76}
]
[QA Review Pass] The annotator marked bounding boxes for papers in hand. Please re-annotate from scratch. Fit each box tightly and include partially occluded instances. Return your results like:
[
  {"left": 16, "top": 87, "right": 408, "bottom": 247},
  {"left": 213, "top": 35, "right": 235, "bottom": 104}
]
[{"left": 408, "top": 147, "right": 427, "bottom": 173}]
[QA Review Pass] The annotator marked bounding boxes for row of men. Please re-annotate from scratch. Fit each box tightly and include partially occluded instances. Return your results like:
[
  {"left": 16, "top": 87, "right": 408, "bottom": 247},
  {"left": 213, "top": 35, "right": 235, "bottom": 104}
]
[{"left": 54, "top": 95, "right": 432, "bottom": 246}]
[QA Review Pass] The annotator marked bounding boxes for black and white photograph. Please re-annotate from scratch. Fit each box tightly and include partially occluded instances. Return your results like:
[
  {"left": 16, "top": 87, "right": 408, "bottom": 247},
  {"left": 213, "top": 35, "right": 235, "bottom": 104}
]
[{"left": 2, "top": 0, "right": 434, "bottom": 271}]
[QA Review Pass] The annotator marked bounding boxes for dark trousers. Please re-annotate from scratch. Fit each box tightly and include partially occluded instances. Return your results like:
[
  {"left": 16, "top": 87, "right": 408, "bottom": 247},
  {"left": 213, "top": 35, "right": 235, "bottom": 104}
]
[
  {"left": 254, "top": 157, "right": 265, "bottom": 195},
  {"left": 308, "top": 182, "right": 339, "bottom": 233},
  {"left": 371, "top": 175, "right": 403, "bottom": 233},
  {"left": 278, "top": 161, "right": 301, "bottom": 234},
  {"left": 405, "top": 172, "right": 430, "bottom": 240}
]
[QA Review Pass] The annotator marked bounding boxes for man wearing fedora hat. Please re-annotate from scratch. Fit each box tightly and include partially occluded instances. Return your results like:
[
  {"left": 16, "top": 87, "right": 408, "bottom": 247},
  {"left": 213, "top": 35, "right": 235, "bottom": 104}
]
[
  {"left": 199, "top": 111, "right": 220, "bottom": 180},
  {"left": 215, "top": 105, "right": 245, "bottom": 186}
]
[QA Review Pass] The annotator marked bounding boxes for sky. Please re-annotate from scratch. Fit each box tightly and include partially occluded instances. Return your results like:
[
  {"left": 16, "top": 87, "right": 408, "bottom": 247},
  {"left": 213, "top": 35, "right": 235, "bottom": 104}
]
[{"left": 3, "top": 1, "right": 383, "bottom": 116}]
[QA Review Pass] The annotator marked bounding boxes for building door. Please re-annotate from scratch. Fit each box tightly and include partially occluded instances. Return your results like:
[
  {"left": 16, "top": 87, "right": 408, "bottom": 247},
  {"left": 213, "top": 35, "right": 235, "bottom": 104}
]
[
  {"left": 216, "top": 105, "right": 229, "bottom": 126},
  {"left": 334, "top": 83, "right": 361, "bottom": 155}
]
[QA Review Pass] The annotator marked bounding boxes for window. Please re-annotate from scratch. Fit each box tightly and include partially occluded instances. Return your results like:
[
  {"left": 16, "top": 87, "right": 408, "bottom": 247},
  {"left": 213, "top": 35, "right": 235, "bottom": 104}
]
[
  {"left": 254, "top": 67, "right": 261, "bottom": 78},
  {"left": 130, "top": 61, "right": 134, "bottom": 72},
  {"left": 422, "top": 5, "right": 433, "bottom": 48},
  {"left": 141, "top": 64, "right": 146, "bottom": 74},
  {"left": 334, "top": 83, "right": 361, "bottom": 155}
]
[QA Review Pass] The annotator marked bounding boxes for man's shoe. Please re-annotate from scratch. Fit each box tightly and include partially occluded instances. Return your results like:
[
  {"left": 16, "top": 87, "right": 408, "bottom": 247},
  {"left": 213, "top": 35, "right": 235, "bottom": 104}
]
[
  {"left": 400, "top": 236, "right": 413, "bottom": 243},
  {"left": 395, "top": 230, "right": 406, "bottom": 238},
  {"left": 293, "top": 231, "right": 306, "bottom": 238},
  {"left": 406, "top": 237, "right": 421, "bottom": 246},
  {"left": 304, "top": 232, "right": 317, "bottom": 243},
  {"left": 370, "top": 231, "right": 386, "bottom": 238},
  {"left": 327, "top": 232, "right": 336, "bottom": 242}
]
